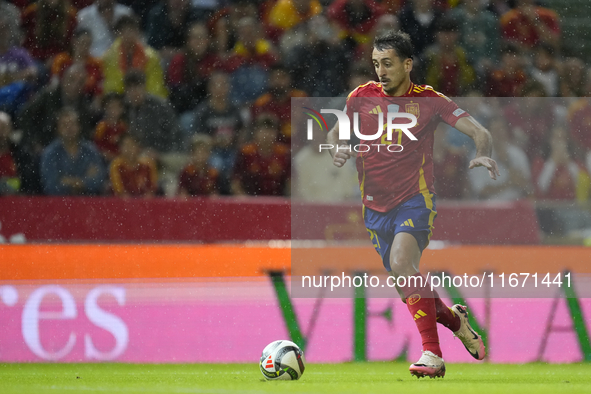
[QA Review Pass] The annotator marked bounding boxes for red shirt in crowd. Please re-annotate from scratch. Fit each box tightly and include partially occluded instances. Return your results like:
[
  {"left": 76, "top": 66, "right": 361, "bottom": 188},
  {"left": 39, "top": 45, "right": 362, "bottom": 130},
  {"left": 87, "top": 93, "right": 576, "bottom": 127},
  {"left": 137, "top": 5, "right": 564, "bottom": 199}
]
[
  {"left": 486, "top": 68, "right": 528, "bottom": 97},
  {"left": 251, "top": 89, "right": 307, "bottom": 143},
  {"left": 167, "top": 52, "right": 224, "bottom": 86},
  {"left": 500, "top": 6, "right": 560, "bottom": 49},
  {"left": 568, "top": 98, "right": 591, "bottom": 151},
  {"left": 21, "top": 3, "right": 78, "bottom": 61},
  {"left": 51, "top": 53, "right": 104, "bottom": 97},
  {"left": 110, "top": 157, "right": 158, "bottom": 196},
  {"left": 94, "top": 121, "right": 128, "bottom": 159},
  {"left": 0, "top": 151, "right": 17, "bottom": 178},
  {"left": 233, "top": 143, "right": 290, "bottom": 196},
  {"left": 178, "top": 164, "right": 219, "bottom": 196}
]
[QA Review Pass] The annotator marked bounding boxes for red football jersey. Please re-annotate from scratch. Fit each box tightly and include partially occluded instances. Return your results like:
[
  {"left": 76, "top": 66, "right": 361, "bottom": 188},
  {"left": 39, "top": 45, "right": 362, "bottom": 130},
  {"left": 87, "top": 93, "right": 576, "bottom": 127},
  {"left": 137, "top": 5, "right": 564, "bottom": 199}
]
[
  {"left": 178, "top": 164, "right": 219, "bottom": 196},
  {"left": 110, "top": 157, "right": 158, "bottom": 196},
  {"left": 346, "top": 81, "right": 470, "bottom": 212},
  {"left": 233, "top": 143, "right": 290, "bottom": 196}
]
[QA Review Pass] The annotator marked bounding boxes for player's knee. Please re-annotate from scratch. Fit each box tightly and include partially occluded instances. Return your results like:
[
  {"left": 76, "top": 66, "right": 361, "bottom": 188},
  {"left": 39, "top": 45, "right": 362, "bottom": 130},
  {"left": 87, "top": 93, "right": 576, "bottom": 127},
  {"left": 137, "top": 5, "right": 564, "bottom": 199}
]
[{"left": 389, "top": 253, "right": 416, "bottom": 277}]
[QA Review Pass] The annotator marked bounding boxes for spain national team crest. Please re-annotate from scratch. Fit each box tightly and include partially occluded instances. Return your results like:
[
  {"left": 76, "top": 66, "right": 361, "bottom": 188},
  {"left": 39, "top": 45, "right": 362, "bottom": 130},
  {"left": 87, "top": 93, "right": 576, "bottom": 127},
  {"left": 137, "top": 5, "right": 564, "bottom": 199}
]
[{"left": 405, "top": 103, "right": 420, "bottom": 119}]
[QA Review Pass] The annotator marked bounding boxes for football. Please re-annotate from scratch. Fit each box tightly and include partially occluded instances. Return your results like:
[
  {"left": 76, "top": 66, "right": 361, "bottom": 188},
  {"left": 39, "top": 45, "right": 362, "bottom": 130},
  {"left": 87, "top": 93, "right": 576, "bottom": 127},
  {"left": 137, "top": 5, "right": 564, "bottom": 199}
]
[{"left": 259, "top": 340, "right": 306, "bottom": 380}]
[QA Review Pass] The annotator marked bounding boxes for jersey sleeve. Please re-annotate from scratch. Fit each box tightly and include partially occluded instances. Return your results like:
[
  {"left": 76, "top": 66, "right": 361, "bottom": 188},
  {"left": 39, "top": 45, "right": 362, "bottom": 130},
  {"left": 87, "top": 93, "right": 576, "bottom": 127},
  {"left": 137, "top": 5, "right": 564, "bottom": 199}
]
[{"left": 432, "top": 91, "right": 471, "bottom": 127}]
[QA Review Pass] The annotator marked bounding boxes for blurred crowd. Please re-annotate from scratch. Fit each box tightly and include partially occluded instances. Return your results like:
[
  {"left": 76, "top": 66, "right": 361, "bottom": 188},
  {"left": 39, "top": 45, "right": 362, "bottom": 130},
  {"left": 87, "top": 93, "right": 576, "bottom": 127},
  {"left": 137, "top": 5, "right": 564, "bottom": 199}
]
[{"left": 0, "top": 0, "right": 589, "bottom": 204}]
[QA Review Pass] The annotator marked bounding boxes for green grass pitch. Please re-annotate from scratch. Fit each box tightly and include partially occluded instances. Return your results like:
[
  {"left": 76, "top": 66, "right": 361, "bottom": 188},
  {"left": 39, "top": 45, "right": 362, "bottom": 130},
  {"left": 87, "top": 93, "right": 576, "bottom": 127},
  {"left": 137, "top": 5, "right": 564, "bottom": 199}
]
[{"left": 1, "top": 362, "right": 590, "bottom": 394}]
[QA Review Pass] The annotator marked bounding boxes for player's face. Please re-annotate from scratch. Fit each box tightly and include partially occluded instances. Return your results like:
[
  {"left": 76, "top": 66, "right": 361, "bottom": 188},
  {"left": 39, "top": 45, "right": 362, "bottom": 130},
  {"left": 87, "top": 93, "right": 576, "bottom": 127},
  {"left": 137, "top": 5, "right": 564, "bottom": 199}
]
[{"left": 372, "top": 48, "right": 412, "bottom": 95}]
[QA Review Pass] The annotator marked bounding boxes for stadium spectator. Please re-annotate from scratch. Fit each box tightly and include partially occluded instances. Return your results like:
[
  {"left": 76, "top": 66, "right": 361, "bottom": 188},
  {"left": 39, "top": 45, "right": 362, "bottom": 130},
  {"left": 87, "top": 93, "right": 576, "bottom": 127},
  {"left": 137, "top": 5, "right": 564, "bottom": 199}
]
[
  {"left": 0, "top": 112, "right": 21, "bottom": 195},
  {"left": 423, "top": 17, "right": 476, "bottom": 96},
  {"left": 433, "top": 125, "right": 469, "bottom": 200},
  {"left": 167, "top": 22, "right": 223, "bottom": 115},
  {"left": 146, "top": 0, "right": 202, "bottom": 59},
  {"left": 470, "top": 118, "right": 532, "bottom": 200},
  {"left": 177, "top": 134, "right": 220, "bottom": 197},
  {"left": 529, "top": 44, "right": 560, "bottom": 97},
  {"left": 109, "top": 134, "right": 158, "bottom": 197},
  {"left": 94, "top": 92, "right": 128, "bottom": 162},
  {"left": 398, "top": 0, "right": 443, "bottom": 60},
  {"left": 293, "top": 122, "right": 359, "bottom": 202},
  {"left": 226, "top": 17, "right": 278, "bottom": 105},
  {"left": 267, "top": 0, "right": 322, "bottom": 32},
  {"left": 21, "top": 0, "right": 78, "bottom": 63},
  {"left": 567, "top": 80, "right": 591, "bottom": 174},
  {"left": 485, "top": 43, "right": 528, "bottom": 97},
  {"left": 504, "top": 80, "right": 554, "bottom": 161},
  {"left": 327, "top": 0, "right": 385, "bottom": 51},
  {"left": 500, "top": 0, "right": 560, "bottom": 51},
  {"left": 102, "top": 15, "right": 168, "bottom": 98},
  {"left": 119, "top": 0, "right": 159, "bottom": 30},
  {"left": 285, "top": 16, "right": 349, "bottom": 97},
  {"left": 40, "top": 107, "right": 106, "bottom": 195},
  {"left": 559, "top": 57, "right": 587, "bottom": 98},
  {"left": 193, "top": 71, "right": 245, "bottom": 176},
  {"left": 535, "top": 128, "right": 590, "bottom": 202},
  {"left": 208, "top": 0, "right": 258, "bottom": 54},
  {"left": 76, "top": 0, "right": 133, "bottom": 58},
  {"left": 70, "top": 0, "right": 94, "bottom": 10},
  {"left": 124, "top": 70, "right": 181, "bottom": 155},
  {"left": 232, "top": 116, "right": 290, "bottom": 196},
  {"left": 487, "top": 0, "right": 512, "bottom": 16},
  {"left": 18, "top": 64, "right": 99, "bottom": 153},
  {"left": 51, "top": 28, "right": 104, "bottom": 100},
  {"left": 0, "top": 1, "right": 22, "bottom": 46},
  {"left": 0, "top": 15, "right": 37, "bottom": 116},
  {"left": 448, "top": 0, "right": 499, "bottom": 75},
  {"left": 252, "top": 64, "right": 307, "bottom": 144}
]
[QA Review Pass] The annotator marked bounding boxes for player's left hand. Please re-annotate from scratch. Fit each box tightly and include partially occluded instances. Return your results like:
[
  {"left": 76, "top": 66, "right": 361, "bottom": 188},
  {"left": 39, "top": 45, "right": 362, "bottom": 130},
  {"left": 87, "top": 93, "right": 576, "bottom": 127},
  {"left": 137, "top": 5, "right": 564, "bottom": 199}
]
[{"left": 469, "top": 156, "right": 500, "bottom": 180}]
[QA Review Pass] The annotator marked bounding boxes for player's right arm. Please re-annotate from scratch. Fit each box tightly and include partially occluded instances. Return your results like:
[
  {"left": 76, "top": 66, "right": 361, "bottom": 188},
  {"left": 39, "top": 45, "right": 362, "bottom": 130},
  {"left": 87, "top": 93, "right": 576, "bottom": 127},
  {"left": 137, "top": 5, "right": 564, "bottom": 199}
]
[
  {"left": 327, "top": 121, "right": 354, "bottom": 167},
  {"left": 328, "top": 86, "right": 364, "bottom": 167}
]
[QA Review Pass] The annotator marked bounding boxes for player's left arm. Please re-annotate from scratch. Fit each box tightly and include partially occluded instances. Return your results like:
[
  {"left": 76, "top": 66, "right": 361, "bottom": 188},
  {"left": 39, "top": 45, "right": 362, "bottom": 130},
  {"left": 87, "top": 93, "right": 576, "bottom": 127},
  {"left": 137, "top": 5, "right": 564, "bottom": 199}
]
[{"left": 454, "top": 116, "right": 501, "bottom": 180}]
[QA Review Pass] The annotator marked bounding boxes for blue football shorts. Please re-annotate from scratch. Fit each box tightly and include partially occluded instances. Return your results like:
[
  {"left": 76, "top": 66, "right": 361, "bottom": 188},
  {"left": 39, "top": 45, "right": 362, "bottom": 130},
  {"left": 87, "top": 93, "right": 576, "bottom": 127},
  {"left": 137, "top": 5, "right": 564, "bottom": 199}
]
[{"left": 364, "top": 193, "right": 437, "bottom": 272}]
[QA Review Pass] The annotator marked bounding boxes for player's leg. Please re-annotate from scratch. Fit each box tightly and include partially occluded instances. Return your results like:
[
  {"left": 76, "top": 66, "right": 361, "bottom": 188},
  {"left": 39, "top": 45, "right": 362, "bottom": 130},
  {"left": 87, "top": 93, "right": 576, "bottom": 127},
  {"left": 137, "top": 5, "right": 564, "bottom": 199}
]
[
  {"left": 432, "top": 289, "right": 460, "bottom": 332},
  {"left": 432, "top": 291, "right": 485, "bottom": 359},
  {"left": 389, "top": 232, "right": 444, "bottom": 378}
]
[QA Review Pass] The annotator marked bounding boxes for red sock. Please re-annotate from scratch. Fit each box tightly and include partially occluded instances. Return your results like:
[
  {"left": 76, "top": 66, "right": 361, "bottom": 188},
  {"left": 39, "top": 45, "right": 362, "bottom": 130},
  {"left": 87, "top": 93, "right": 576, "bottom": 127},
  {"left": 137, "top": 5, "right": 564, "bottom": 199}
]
[
  {"left": 433, "top": 290, "right": 460, "bottom": 332},
  {"left": 400, "top": 274, "right": 442, "bottom": 358}
]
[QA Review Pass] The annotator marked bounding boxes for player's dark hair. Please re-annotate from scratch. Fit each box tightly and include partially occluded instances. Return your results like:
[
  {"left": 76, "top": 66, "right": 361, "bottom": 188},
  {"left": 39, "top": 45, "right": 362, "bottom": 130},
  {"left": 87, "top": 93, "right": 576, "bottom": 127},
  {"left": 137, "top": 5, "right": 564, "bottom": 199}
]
[{"left": 373, "top": 30, "right": 413, "bottom": 60}]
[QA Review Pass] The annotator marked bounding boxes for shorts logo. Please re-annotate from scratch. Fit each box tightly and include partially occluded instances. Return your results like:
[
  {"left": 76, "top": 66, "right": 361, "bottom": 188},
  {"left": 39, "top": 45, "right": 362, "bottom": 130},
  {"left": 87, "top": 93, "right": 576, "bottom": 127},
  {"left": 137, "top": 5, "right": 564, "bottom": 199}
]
[
  {"left": 400, "top": 219, "right": 414, "bottom": 228},
  {"left": 408, "top": 294, "right": 421, "bottom": 305}
]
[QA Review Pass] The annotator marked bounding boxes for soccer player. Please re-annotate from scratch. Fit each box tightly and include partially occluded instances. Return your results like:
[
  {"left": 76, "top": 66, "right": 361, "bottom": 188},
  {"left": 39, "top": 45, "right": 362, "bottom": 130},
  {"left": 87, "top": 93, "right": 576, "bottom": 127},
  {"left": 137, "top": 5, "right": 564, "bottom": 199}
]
[{"left": 327, "top": 30, "right": 500, "bottom": 378}]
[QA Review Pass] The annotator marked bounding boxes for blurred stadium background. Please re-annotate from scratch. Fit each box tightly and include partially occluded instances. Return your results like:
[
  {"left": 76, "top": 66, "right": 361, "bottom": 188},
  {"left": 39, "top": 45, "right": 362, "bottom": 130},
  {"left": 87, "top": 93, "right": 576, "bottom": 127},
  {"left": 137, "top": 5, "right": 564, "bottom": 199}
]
[{"left": 0, "top": 0, "right": 591, "bottom": 369}]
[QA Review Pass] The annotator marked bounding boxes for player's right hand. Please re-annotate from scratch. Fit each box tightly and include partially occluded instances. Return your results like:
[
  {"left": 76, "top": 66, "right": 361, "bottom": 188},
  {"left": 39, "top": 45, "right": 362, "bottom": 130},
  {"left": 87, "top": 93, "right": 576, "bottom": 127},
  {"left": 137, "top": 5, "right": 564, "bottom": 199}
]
[{"left": 333, "top": 150, "right": 355, "bottom": 167}]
